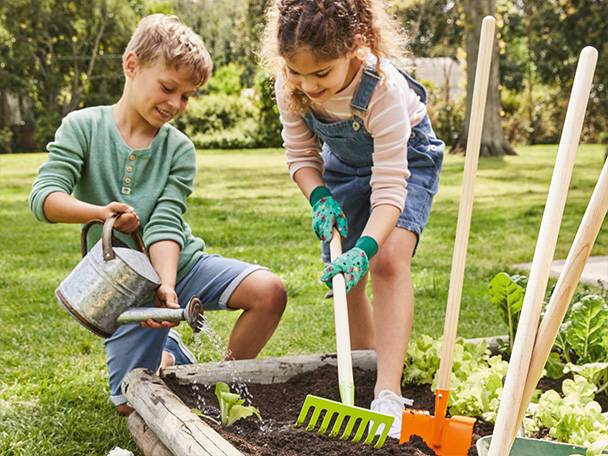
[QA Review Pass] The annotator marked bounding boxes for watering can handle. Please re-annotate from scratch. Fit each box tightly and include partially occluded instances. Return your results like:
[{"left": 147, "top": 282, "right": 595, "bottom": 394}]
[{"left": 80, "top": 214, "right": 146, "bottom": 260}]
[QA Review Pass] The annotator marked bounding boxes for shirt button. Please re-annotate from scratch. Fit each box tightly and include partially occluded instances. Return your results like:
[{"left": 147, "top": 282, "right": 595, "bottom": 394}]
[
  {"left": 126, "top": 166, "right": 133, "bottom": 172},
  {"left": 124, "top": 177, "right": 131, "bottom": 184},
  {"left": 129, "top": 154, "right": 136, "bottom": 161},
  {"left": 352, "top": 121, "right": 361, "bottom": 131}
]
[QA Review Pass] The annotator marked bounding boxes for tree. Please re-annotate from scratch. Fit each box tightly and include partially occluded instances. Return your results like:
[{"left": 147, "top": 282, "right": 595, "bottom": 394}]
[
  {"left": 237, "top": 0, "right": 271, "bottom": 86},
  {"left": 525, "top": 0, "right": 608, "bottom": 144},
  {"left": 174, "top": 0, "right": 245, "bottom": 70},
  {"left": 391, "top": 0, "right": 465, "bottom": 146},
  {"left": 452, "top": 0, "right": 514, "bottom": 156},
  {"left": 0, "top": 0, "right": 143, "bottom": 151}
]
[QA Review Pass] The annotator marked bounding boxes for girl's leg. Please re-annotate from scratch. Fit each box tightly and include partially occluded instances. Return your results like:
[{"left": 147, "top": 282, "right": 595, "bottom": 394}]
[
  {"left": 224, "top": 270, "right": 287, "bottom": 359},
  {"left": 369, "top": 227, "right": 417, "bottom": 397},
  {"left": 345, "top": 273, "right": 375, "bottom": 349}
]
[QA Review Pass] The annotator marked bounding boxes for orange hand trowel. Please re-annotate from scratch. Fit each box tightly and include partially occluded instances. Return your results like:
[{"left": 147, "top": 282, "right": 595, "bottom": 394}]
[{"left": 400, "top": 16, "right": 496, "bottom": 456}]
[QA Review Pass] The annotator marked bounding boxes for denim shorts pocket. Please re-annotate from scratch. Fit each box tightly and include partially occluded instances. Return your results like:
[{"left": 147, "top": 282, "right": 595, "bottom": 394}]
[{"left": 408, "top": 130, "right": 442, "bottom": 171}]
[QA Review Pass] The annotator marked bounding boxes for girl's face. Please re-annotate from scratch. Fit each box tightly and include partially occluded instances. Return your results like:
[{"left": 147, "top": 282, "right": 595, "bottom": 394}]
[{"left": 284, "top": 47, "right": 361, "bottom": 104}]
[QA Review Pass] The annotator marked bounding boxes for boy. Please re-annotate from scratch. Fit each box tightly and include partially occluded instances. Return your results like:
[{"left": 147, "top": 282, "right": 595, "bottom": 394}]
[{"left": 29, "top": 14, "right": 287, "bottom": 415}]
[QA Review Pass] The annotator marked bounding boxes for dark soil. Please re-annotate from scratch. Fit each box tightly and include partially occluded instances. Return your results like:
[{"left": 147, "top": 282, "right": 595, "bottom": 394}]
[{"left": 164, "top": 365, "right": 494, "bottom": 455}]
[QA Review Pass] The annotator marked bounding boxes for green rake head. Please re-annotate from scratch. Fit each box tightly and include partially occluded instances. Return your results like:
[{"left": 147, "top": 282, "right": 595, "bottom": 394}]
[{"left": 295, "top": 394, "right": 394, "bottom": 449}]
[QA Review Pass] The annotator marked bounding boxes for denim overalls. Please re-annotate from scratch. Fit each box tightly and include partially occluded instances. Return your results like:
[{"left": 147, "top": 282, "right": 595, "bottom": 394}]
[{"left": 302, "top": 62, "right": 445, "bottom": 261}]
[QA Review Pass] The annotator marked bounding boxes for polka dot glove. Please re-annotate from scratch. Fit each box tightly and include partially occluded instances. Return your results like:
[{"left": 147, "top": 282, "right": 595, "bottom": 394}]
[
  {"left": 321, "top": 247, "right": 369, "bottom": 293},
  {"left": 311, "top": 196, "right": 348, "bottom": 242}
]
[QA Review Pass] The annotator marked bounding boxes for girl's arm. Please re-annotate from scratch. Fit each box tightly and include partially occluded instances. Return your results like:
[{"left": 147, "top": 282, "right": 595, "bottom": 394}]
[
  {"left": 361, "top": 204, "right": 401, "bottom": 247},
  {"left": 293, "top": 167, "right": 325, "bottom": 200}
]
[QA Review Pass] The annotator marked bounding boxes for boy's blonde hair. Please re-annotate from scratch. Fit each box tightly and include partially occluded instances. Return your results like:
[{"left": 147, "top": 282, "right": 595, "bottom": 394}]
[
  {"left": 261, "top": 0, "right": 408, "bottom": 113},
  {"left": 124, "top": 14, "right": 213, "bottom": 86}
]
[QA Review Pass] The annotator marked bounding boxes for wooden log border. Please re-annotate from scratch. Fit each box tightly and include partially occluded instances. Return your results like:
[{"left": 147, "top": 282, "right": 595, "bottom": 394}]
[
  {"left": 123, "top": 369, "right": 243, "bottom": 456},
  {"left": 127, "top": 412, "right": 173, "bottom": 456}
]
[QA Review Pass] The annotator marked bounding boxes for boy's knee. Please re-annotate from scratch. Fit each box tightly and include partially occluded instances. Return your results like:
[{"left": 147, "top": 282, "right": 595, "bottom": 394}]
[
  {"left": 265, "top": 275, "right": 287, "bottom": 315},
  {"left": 254, "top": 272, "right": 287, "bottom": 315}
]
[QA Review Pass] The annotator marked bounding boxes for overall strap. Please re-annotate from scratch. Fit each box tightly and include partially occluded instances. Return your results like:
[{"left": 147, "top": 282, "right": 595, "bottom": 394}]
[
  {"left": 351, "top": 66, "right": 382, "bottom": 115},
  {"left": 398, "top": 69, "right": 428, "bottom": 105}
]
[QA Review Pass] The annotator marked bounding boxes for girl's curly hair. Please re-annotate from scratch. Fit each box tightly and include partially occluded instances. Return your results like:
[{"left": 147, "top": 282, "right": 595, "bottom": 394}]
[{"left": 260, "top": 0, "right": 408, "bottom": 113}]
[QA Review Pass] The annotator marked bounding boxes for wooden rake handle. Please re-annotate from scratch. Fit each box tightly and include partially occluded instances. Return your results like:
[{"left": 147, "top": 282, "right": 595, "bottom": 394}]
[
  {"left": 329, "top": 229, "right": 355, "bottom": 406},
  {"left": 514, "top": 146, "right": 608, "bottom": 434},
  {"left": 436, "top": 16, "right": 495, "bottom": 391},
  {"left": 488, "top": 46, "right": 598, "bottom": 456}
]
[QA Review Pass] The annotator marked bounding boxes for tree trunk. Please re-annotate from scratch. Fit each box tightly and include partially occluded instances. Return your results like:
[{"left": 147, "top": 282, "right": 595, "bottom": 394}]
[{"left": 451, "top": 0, "right": 515, "bottom": 156}]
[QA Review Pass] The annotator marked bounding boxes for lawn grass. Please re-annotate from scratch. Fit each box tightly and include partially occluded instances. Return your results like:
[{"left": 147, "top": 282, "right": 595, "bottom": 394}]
[{"left": 1, "top": 144, "right": 606, "bottom": 455}]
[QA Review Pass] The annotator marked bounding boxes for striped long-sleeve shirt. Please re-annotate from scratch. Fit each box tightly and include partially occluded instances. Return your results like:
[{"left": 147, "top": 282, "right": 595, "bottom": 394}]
[{"left": 276, "top": 62, "right": 427, "bottom": 211}]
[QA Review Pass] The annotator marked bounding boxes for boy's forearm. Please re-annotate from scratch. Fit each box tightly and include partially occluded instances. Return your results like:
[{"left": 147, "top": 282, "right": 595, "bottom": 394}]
[
  {"left": 43, "top": 192, "right": 106, "bottom": 223},
  {"left": 293, "top": 167, "right": 325, "bottom": 201},
  {"left": 148, "top": 240, "right": 181, "bottom": 288}
]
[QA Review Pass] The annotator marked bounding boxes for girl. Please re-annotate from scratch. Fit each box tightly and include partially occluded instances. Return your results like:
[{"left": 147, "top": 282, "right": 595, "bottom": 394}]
[{"left": 262, "top": 0, "right": 444, "bottom": 438}]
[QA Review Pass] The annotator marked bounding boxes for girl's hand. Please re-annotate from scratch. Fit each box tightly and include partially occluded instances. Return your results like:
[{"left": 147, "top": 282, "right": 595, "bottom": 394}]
[
  {"left": 320, "top": 247, "right": 369, "bottom": 293},
  {"left": 103, "top": 202, "right": 140, "bottom": 233},
  {"left": 140, "top": 285, "right": 180, "bottom": 329},
  {"left": 312, "top": 195, "right": 348, "bottom": 242}
]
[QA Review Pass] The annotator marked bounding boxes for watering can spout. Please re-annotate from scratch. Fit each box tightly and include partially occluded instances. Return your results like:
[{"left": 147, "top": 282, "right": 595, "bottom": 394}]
[{"left": 115, "top": 296, "right": 205, "bottom": 332}]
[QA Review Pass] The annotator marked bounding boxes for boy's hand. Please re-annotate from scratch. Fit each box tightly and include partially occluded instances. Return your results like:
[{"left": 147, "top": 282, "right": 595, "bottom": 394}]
[
  {"left": 140, "top": 285, "right": 180, "bottom": 329},
  {"left": 103, "top": 202, "right": 140, "bottom": 233},
  {"left": 309, "top": 187, "right": 348, "bottom": 242}
]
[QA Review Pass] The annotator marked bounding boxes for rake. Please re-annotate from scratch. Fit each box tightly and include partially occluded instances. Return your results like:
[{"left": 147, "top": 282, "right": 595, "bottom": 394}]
[{"left": 295, "top": 229, "right": 394, "bottom": 448}]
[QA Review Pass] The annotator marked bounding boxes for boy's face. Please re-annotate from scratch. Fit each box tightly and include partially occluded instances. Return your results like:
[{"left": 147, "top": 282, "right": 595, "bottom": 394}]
[
  {"left": 125, "top": 53, "right": 198, "bottom": 128},
  {"left": 284, "top": 47, "right": 360, "bottom": 104}
]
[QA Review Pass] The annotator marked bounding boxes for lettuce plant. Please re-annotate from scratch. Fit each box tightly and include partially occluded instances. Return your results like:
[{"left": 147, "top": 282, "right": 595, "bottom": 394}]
[
  {"left": 489, "top": 272, "right": 525, "bottom": 351},
  {"left": 561, "top": 295, "right": 608, "bottom": 363},
  {"left": 403, "top": 334, "right": 442, "bottom": 385},
  {"left": 554, "top": 295, "right": 608, "bottom": 392},
  {"left": 532, "top": 376, "right": 608, "bottom": 447},
  {"left": 214, "top": 382, "right": 261, "bottom": 427},
  {"left": 449, "top": 355, "right": 508, "bottom": 422}
]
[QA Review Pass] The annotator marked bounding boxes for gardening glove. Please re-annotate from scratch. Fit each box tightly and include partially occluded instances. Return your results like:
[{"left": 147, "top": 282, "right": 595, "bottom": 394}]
[
  {"left": 321, "top": 236, "right": 378, "bottom": 293},
  {"left": 310, "top": 186, "right": 348, "bottom": 242}
]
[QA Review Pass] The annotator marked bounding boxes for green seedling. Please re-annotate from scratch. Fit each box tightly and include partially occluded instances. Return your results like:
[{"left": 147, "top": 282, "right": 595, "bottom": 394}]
[{"left": 215, "top": 382, "right": 261, "bottom": 427}]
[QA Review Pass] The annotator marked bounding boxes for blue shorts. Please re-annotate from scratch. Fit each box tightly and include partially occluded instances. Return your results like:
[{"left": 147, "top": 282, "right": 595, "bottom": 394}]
[
  {"left": 321, "top": 115, "right": 443, "bottom": 262},
  {"left": 104, "top": 253, "right": 265, "bottom": 405}
]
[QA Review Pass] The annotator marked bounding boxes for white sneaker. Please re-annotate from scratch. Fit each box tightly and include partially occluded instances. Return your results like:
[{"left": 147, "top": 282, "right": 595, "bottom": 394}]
[{"left": 370, "top": 390, "right": 414, "bottom": 439}]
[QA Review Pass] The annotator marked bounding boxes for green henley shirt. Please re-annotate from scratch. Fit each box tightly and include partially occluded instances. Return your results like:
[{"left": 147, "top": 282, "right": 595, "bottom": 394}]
[{"left": 29, "top": 105, "right": 204, "bottom": 281}]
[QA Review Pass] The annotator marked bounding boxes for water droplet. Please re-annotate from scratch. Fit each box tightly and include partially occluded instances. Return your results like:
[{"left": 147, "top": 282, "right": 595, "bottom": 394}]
[{"left": 193, "top": 316, "right": 255, "bottom": 403}]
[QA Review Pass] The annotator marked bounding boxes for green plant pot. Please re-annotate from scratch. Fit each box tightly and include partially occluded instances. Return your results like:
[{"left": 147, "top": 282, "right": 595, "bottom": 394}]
[{"left": 476, "top": 436, "right": 587, "bottom": 455}]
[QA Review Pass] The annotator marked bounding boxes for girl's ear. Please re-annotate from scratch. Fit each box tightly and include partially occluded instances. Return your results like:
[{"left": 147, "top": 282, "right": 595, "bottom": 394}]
[
  {"left": 350, "top": 34, "right": 368, "bottom": 60},
  {"left": 123, "top": 51, "right": 139, "bottom": 78}
]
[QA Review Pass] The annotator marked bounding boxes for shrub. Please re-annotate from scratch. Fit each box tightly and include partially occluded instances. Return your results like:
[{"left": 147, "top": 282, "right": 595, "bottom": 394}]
[
  {"left": 206, "top": 63, "right": 245, "bottom": 96},
  {"left": 423, "top": 79, "right": 464, "bottom": 148},
  {"left": 190, "top": 118, "right": 258, "bottom": 149},
  {"left": 174, "top": 94, "right": 256, "bottom": 138},
  {"left": 253, "top": 71, "right": 282, "bottom": 148}
]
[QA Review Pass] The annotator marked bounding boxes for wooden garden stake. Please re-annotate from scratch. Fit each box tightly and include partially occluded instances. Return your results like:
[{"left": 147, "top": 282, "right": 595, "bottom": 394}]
[{"left": 487, "top": 46, "right": 598, "bottom": 456}]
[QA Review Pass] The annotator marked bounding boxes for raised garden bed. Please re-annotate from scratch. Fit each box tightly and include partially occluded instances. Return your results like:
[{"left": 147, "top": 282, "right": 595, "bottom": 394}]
[
  {"left": 124, "top": 346, "right": 603, "bottom": 456},
  {"left": 124, "top": 351, "right": 494, "bottom": 455}
]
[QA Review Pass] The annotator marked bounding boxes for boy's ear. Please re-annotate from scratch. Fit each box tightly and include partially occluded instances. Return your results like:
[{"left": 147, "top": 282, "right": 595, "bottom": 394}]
[{"left": 123, "top": 51, "right": 139, "bottom": 78}]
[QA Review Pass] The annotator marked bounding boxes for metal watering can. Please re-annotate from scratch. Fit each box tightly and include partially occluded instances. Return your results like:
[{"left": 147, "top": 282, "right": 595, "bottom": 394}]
[{"left": 55, "top": 215, "right": 204, "bottom": 338}]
